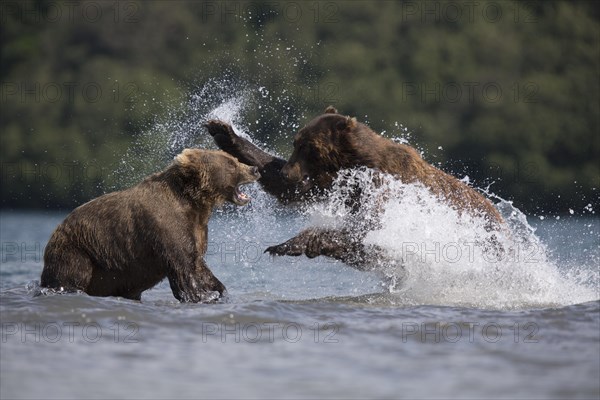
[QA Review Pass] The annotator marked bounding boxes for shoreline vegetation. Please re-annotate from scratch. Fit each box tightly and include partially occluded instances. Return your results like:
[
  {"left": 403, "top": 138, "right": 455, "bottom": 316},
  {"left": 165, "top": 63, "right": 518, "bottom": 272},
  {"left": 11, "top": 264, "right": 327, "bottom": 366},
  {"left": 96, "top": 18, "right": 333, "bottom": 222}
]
[{"left": 1, "top": 1, "right": 598, "bottom": 214}]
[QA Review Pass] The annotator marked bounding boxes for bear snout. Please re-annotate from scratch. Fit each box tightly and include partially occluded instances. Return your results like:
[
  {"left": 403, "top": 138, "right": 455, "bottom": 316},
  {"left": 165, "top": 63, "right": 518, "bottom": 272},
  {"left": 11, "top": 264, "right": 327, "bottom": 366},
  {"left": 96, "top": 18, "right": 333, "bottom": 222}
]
[
  {"left": 242, "top": 165, "right": 260, "bottom": 182},
  {"left": 281, "top": 163, "right": 303, "bottom": 183}
]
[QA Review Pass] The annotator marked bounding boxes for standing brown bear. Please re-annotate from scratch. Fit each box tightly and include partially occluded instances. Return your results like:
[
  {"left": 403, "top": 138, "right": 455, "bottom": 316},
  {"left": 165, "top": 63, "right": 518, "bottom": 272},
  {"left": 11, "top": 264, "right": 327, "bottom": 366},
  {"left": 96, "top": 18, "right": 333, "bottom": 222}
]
[
  {"left": 206, "top": 107, "right": 502, "bottom": 268},
  {"left": 41, "top": 149, "right": 260, "bottom": 302}
]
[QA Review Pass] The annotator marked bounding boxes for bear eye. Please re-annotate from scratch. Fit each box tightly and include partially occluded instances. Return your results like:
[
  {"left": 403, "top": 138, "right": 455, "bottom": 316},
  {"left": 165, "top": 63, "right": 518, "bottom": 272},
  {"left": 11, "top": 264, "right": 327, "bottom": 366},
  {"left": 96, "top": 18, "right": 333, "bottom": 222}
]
[
  {"left": 297, "top": 143, "right": 310, "bottom": 154},
  {"left": 301, "top": 143, "right": 319, "bottom": 159}
]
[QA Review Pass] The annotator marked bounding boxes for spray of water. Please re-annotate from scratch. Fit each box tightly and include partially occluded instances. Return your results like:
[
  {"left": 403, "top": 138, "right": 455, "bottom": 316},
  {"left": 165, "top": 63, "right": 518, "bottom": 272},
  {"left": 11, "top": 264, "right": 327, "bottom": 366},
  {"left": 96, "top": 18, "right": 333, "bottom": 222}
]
[{"left": 308, "top": 168, "right": 599, "bottom": 309}]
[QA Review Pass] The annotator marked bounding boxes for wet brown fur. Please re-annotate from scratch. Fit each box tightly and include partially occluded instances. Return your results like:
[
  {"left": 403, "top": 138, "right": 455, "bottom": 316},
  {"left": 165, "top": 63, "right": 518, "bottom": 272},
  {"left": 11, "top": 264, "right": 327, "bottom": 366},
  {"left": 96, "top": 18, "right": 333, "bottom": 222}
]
[
  {"left": 40, "top": 149, "right": 260, "bottom": 302},
  {"left": 282, "top": 109, "right": 502, "bottom": 224}
]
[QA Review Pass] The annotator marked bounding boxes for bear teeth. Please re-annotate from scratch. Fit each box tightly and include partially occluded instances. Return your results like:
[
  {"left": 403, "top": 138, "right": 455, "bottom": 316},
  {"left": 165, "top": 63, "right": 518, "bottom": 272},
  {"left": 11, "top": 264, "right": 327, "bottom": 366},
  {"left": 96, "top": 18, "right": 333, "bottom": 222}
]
[{"left": 235, "top": 185, "right": 250, "bottom": 204}]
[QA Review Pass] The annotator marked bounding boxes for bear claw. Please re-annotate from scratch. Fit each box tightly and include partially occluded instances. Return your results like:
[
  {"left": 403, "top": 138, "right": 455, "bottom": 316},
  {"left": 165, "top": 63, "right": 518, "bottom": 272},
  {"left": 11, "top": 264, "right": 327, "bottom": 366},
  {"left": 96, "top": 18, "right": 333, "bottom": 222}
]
[{"left": 264, "top": 243, "right": 304, "bottom": 257}]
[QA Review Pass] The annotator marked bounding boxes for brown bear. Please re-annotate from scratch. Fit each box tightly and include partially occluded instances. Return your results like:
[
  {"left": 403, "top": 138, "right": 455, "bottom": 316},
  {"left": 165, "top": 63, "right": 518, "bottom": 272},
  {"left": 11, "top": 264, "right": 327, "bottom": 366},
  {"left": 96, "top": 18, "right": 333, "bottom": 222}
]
[
  {"left": 206, "top": 107, "right": 502, "bottom": 268},
  {"left": 40, "top": 149, "right": 260, "bottom": 302}
]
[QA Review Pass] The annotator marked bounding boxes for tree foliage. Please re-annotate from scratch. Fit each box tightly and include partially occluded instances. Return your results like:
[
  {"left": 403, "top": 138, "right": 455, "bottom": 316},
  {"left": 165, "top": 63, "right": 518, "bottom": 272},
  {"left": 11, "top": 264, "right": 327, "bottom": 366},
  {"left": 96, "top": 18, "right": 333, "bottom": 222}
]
[{"left": 1, "top": 0, "right": 598, "bottom": 213}]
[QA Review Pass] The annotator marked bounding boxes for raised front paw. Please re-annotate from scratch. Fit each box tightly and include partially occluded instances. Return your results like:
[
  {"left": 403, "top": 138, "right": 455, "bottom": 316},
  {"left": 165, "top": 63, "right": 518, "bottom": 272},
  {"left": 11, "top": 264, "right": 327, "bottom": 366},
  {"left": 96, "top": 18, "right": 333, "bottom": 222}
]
[{"left": 204, "top": 120, "right": 238, "bottom": 147}]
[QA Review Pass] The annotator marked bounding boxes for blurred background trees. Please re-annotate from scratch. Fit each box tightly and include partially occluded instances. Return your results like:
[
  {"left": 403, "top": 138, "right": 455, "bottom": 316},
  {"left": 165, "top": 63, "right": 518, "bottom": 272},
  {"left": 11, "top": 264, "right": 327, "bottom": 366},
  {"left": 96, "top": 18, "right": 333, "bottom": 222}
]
[{"left": 1, "top": 0, "right": 598, "bottom": 214}]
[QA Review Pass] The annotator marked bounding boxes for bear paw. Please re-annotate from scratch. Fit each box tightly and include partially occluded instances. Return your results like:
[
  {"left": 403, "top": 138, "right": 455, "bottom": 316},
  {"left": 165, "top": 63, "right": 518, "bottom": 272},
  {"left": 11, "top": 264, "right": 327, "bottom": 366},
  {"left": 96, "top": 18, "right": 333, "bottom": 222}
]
[{"left": 204, "top": 120, "right": 239, "bottom": 147}]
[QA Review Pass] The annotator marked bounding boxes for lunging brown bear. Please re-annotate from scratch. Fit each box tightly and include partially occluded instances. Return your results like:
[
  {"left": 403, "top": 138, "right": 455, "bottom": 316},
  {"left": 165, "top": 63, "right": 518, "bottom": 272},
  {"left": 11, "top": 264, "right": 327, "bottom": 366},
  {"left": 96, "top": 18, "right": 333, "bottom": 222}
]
[
  {"left": 206, "top": 107, "right": 502, "bottom": 269},
  {"left": 41, "top": 149, "right": 260, "bottom": 302}
]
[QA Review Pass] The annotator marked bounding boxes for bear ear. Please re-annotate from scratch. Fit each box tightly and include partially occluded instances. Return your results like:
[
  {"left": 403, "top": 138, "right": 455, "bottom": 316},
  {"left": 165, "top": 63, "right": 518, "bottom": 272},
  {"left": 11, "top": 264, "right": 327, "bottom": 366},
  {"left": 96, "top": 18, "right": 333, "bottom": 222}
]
[
  {"left": 175, "top": 148, "right": 203, "bottom": 165},
  {"left": 335, "top": 116, "right": 357, "bottom": 133},
  {"left": 174, "top": 149, "right": 191, "bottom": 165},
  {"left": 324, "top": 106, "right": 338, "bottom": 114}
]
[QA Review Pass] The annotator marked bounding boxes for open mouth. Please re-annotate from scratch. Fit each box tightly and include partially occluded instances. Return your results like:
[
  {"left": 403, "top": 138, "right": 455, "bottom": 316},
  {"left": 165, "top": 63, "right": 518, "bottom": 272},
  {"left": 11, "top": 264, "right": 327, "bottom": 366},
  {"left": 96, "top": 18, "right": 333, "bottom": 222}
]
[
  {"left": 233, "top": 184, "right": 251, "bottom": 206},
  {"left": 232, "top": 167, "right": 260, "bottom": 206}
]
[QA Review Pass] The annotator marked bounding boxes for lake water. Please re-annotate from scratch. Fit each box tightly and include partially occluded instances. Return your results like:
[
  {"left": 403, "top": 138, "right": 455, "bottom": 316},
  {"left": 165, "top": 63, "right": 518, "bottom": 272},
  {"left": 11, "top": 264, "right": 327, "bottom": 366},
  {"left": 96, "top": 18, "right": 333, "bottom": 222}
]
[{"left": 1, "top": 182, "right": 598, "bottom": 400}]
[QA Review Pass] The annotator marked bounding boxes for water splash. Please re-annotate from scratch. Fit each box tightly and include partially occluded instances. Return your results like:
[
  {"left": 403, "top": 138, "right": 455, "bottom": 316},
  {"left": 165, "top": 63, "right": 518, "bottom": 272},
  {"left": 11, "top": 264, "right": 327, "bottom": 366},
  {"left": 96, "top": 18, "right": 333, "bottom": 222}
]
[
  {"left": 109, "top": 67, "right": 314, "bottom": 191},
  {"left": 109, "top": 77, "right": 254, "bottom": 190},
  {"left": 307, "top": 169, "right": 599, "bottom": 309}
]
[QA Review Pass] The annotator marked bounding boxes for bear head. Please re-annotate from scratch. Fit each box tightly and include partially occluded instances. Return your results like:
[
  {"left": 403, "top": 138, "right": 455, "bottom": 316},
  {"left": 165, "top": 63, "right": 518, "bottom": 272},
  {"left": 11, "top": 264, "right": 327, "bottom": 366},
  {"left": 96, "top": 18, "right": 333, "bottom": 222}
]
[
  {"left": 281, "top": 106, "right": 366, "bottom": 193},
  {"left": 174, "top": 148, "right": 260, "bottom": 206}
]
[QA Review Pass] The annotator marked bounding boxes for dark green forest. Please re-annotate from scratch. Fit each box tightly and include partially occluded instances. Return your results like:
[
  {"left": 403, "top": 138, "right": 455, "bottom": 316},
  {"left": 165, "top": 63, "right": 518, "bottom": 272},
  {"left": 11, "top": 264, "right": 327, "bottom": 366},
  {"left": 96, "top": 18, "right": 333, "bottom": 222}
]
[{"left": 1, "top": 0, "right": 599, "bottom": 214}]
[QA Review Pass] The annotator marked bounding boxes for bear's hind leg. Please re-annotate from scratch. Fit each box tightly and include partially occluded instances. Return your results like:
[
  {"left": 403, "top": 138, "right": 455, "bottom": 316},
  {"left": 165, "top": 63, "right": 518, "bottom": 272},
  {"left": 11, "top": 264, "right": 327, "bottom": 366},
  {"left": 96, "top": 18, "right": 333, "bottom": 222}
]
[{"left": 41, "top": 248, "right": 94, "bottom": 293}]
